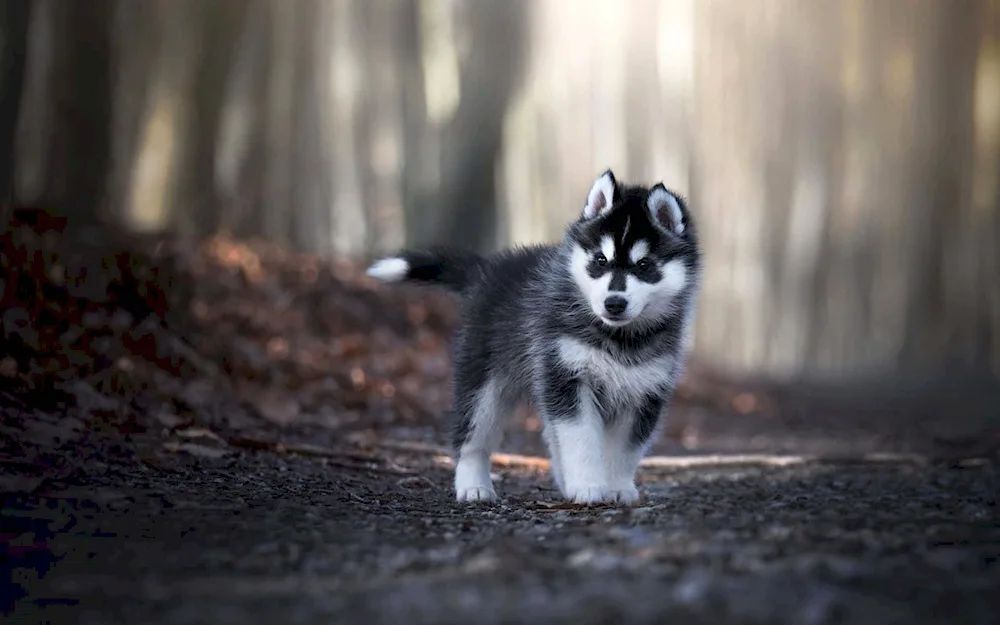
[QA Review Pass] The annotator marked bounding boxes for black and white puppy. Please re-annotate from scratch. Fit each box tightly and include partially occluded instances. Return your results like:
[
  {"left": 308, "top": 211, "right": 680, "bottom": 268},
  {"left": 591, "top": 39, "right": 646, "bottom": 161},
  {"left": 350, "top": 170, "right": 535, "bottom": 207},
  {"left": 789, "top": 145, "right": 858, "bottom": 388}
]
[{"left": 367, "top": 170, "right": 702, "bottom": 504}]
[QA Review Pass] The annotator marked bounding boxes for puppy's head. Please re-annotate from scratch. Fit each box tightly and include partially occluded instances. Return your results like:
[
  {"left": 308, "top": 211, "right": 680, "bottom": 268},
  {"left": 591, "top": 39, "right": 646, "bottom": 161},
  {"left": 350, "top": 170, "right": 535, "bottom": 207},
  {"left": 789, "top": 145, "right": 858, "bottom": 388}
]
[{"left": 566, "top": 170, "right": 699, "bottom": 329}]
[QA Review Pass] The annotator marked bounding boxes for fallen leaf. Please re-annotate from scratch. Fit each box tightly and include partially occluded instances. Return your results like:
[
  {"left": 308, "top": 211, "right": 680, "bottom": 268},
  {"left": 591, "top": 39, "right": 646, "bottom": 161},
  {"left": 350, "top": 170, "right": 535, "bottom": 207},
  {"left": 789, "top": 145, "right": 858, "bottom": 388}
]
[
  {"left": 163, "top": 441, "right": 231, "bottom": 459},
  {"left": 154, "top": 409, "right": 185, "bottom": 429},
  {"left": 175, "top": 427, "right": 226, "bottom": 444}
]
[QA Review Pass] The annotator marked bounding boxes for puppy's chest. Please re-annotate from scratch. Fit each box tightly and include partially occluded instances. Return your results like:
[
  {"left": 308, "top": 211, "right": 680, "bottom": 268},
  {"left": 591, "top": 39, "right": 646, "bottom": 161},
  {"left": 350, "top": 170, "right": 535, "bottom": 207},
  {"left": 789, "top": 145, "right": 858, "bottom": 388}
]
[{"left": 555, "top": 336, "right": 674, "bottom": 400}]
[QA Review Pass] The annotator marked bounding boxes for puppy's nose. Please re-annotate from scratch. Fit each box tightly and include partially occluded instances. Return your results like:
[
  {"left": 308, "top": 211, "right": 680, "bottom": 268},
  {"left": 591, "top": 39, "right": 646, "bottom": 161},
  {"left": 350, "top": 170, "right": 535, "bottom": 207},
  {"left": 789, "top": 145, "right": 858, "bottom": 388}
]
[{"left": 604, "top": 296, "right": 628, "bottom": 316}]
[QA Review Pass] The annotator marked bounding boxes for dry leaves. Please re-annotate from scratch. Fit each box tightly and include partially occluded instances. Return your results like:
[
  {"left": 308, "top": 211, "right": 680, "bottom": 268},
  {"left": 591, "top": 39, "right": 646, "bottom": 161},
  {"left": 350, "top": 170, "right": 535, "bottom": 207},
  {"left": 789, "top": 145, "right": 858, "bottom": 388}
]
[{"left": 0, "top": 210, "right": 462, "bottom": 464}]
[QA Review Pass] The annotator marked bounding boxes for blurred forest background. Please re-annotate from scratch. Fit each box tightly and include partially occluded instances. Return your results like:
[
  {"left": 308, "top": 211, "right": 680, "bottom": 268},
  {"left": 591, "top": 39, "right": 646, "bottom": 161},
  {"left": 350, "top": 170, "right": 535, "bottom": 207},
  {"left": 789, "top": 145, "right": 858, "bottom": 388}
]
[{"left": 2, "top": 0, "right": 1000, "bottom": 388}]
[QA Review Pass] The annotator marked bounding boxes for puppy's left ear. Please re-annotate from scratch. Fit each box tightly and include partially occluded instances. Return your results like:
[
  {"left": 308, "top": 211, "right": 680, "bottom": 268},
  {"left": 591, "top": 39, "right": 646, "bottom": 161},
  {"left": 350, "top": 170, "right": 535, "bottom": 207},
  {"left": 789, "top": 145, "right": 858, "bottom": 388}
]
[
  {"left": 647, "top": 184, "right": 687, "bottom": 235},
  {"left": 581, "top": 170, "right": 618, "bottom": 220}
]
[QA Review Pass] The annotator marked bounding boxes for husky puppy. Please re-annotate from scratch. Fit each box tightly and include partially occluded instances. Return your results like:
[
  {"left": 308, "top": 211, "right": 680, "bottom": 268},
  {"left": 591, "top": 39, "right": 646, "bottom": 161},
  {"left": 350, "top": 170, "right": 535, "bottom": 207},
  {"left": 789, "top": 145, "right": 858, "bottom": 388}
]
[{"left": 367, "top": 170, "right": 701, "bottom": 504}]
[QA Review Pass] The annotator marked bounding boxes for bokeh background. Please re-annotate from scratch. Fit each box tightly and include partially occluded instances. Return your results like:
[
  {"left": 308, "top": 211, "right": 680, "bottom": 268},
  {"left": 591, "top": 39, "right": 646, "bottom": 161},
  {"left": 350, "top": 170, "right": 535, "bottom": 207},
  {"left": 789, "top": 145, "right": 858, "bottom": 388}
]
[
  {"left": 5, "top": 6, "right": 1000, "bottom": 621},
  {"left": 2, "top": 0, "right": 999, "bottom": 453}
]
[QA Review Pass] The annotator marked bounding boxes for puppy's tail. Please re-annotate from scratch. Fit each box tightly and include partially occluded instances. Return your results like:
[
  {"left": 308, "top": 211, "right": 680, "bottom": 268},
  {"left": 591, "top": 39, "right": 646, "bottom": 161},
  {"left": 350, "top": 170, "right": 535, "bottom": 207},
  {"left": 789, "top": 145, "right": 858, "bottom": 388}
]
[{"left": 365, "top": 247, "right": 486, "bottom": 294}]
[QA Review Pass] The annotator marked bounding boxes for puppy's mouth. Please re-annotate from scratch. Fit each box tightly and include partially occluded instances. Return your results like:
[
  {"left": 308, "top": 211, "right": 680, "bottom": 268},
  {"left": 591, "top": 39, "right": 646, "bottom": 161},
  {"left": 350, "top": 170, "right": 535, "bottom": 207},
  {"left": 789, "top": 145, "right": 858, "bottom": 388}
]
[{"left": 598, "top": 313, "right": 634, "bottom": 328}]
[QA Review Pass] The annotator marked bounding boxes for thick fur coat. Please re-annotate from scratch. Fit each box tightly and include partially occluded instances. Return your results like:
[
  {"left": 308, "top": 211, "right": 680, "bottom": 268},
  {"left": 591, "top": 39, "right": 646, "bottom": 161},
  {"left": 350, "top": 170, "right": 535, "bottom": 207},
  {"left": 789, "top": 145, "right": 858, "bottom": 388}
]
[{"left": 367, "top": 170, "right": 702, "bottom": 504}]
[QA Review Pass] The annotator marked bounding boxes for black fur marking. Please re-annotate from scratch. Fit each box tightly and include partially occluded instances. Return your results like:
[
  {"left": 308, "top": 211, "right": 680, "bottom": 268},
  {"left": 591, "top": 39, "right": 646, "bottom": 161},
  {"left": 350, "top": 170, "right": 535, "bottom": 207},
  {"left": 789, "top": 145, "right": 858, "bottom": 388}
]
[
  {"left": 448, "top": 409, "right": 472, "bottom": 452},
  {"left": 585, "top": 257, "right": 607, "bottom": 279},
  {"left": 608, "top": 270, "right": 627, "bottom": 292},
  {"left": 631, "top": 395, "right": 664, "bottom": 447},
  {"left": 449, "top": 331, "right": 491, "bottom": 449},
  {"left": 592, "top": 385, "right": 617, "bottom": 423},
  {"left": 539, "top": 353, "right": 580, "bottom": 421},
  {"left": 632, "top": 263, "right": 662, "bottom": 285}
]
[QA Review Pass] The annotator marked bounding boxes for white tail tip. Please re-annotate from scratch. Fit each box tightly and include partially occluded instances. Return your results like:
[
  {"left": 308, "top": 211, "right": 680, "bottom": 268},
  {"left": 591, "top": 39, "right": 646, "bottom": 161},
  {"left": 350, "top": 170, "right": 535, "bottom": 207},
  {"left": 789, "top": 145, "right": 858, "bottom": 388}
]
[{"left": 366, "top": 257, "right": 409, "bottom": 282}]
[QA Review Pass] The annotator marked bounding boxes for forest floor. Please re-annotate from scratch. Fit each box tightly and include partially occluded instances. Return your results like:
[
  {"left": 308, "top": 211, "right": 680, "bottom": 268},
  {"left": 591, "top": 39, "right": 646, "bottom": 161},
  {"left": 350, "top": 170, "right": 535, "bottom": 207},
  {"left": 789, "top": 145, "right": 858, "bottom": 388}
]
[{"left": 3, "top": 211, "right": 1000, "bottom": 625}]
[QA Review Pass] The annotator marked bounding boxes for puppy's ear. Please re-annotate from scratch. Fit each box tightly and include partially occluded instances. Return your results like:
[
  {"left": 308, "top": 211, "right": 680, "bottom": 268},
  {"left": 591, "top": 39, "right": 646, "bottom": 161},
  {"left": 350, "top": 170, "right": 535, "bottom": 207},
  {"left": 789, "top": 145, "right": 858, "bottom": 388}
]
[
  {"left": 647, "top": 184, "right": 686, "bottom": 235},
  {"left": 581, "top": 170, "right": 617, "bottom": 220}
]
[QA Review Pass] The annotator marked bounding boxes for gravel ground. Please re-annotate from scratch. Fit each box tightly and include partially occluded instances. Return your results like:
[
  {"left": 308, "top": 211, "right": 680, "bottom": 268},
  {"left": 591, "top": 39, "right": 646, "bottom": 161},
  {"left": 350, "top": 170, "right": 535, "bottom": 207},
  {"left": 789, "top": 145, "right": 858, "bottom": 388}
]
[
  {"left": 5, "top": 446, "right": 999, "bottom": 625},
  {"left": 2, "top": 225, "right": 998, "bottom": 624}
]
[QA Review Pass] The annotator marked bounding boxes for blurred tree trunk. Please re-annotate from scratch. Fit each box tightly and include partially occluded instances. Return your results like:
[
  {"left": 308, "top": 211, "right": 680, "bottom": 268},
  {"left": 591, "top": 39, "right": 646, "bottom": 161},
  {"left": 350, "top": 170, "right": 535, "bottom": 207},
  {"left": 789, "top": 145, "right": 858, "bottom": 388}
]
[
  {"left": 357, "top": 0, "right": 408, "bottom": 255},
  {"left": 898, "top": 0, "right": 984, "bottom": 368},
  {"left": 288, "top": 0, "right": 333, "bottom": 254},
  {"left": 410, "top": 0, "right": 529, "bottom": 253},
  {"left": 326, "top": 0, "right": 368, "bottom": 256},
  {"left": 690, "top": 0, "right": 799, "bottom": 377},
  {"left": 229, "top": 0, "right": 334, "bottom": 254},
  {"left": 222, "top": 0, "right": 272, "bottom": 239},
  {"left": 173, "top": 0, "right": 249, "bottom": 238},
  {"left": 624, "top": 0, "right": 661, "bottom": 178},
  {"left": 106, "top": 0, "right": 162, "bottom": 228},
  {"left": 40, "top": 0, "right": 114, "bottom": 219},
  {"left": 119, "top": 0, "right": 200, "bottom": 234},
  {"left": 0, "top": 0, "right": 31, "bottom": 213},
  {"left": 990, "top": 0, "right": 1000, "bottom": 373},
  {"left": 690, "top": 0, "right": 991, "bottom": 382},
  {"left": 256, "top": 1, "right": 301, "bottom": 247},
  {"left": 397, "top": 0, "right": 433, "bottom": 253},
  {"left": 120, "top": 0, "right": 248, "bottom": 238}
]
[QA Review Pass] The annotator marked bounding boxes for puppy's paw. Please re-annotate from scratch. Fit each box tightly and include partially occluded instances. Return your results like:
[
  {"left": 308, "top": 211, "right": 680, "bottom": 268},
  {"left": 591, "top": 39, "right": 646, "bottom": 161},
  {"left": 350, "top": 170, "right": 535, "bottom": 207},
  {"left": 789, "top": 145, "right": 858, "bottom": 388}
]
[
  {"left": 564, "top": 483, "right": 639, "bottom": 505},
  {"left": 456, "top": 485, "right": 498, "bottom": 503},
  {"left": 605, "top": 483, "right": 640, "bottom": 505},
  {"left": 565, "top": 484, "right": 611, "bottom": 505}
]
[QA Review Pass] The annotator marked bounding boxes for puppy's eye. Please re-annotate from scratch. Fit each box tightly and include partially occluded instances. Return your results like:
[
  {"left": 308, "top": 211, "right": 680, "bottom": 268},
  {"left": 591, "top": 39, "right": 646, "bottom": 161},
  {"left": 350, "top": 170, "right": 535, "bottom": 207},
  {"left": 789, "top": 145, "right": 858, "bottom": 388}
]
[
  {"left": 636, "top": 258, "right": 651, "bottom": 270},
  {"left": 594, "top": 253, "right": 608, "bottom": 266}
]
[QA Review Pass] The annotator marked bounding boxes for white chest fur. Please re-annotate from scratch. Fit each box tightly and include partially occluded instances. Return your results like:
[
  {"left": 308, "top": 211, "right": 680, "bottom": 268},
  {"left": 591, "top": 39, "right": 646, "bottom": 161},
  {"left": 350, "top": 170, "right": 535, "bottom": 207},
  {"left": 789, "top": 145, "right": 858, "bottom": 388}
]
[{"left": 555, "top": 336, "right": 675, "bottom": 403}]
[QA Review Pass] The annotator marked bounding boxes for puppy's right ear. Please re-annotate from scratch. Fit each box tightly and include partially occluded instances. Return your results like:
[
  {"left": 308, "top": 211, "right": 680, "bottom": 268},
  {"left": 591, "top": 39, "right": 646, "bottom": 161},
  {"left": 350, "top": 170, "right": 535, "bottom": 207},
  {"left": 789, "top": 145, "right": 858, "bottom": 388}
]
[
  {"left": 581, "top": 170, "right": 617, "bottom": 220},
  {"left": 647, "top": 183, "right": 686, "bottom": 236}
]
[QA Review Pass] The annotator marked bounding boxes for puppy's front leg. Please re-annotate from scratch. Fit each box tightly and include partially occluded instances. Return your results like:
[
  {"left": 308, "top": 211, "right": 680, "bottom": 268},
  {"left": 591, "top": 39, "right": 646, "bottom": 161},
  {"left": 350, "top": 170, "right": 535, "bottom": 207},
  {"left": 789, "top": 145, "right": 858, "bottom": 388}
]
[
  {"left": 555, "top": 398, "right": 609, "bottom": 503},
  {"left": 537, "top": 360, "right": 610, "bottom": 503},
  {"left": 603, "top": 396, "right": 662, "bottom": 505},
  {"left": 548, "top": 397, "right": 610, "bottom": 504}
]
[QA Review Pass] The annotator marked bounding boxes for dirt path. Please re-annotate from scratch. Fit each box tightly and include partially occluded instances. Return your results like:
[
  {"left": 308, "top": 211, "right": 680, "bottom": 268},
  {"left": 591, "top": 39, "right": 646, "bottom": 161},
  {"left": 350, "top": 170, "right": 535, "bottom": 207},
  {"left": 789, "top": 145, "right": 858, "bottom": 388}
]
[
  {"left": 6, "top": 444, "right": 999, "bottom": 625},
  {"left": 3, "top": 224, "right": 999, "bottom": 624}
]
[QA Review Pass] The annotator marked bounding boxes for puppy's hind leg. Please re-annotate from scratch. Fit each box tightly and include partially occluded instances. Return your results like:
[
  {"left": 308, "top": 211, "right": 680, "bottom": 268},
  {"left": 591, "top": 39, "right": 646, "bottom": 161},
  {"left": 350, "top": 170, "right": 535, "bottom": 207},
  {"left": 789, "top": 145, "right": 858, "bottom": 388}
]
[
  {"left": 452, "top": 377, "right": 506, "bottom": 502},
  {"left": 541, "top": 420, "right": 566, "bottom": 496}
]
